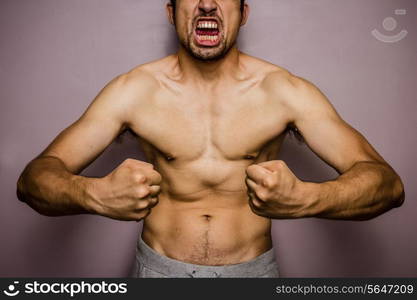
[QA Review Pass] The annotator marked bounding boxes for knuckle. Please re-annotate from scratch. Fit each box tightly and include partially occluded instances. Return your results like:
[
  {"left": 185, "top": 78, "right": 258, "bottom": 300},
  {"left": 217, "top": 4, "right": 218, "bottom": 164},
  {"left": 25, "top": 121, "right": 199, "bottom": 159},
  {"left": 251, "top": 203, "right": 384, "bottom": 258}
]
[
  {"left": 135, "top": 186, "right": 150, "bottom": 198},
  {"left": 136, "top": 201, "right": 146, "bottom": 210},
  {"left": 137, "top": 200, "right": 150, "bottom": 210},
  {"left": 149, "top": 197, "right": 159, "bottom": 207},
  {"left": 151, "top": 185, "right": 161, "bottom": 196},
  {"left": 124, "top": 158, "right": 136, "bottom": 166},
  {"left": 140, "top": 187, "right": 150, "bottom": 198},
  {"left": 133, "top": 172, "right": 147, "bottom": 183},
  {"left": 251, "top": 198, "right": 262, "bottom": 208},
  {"left": 275, "top": 160, "right": 286, "bottom": 168},
  {"left": 256, "top": 190, "right": 268, "bottom": 201},
  {"left": 262, "top": 177, "right": 275, "bottom": 188},
  {"left": 245, "top": 166, "right": 252, "bottom": 176},
  {"left": 154, "top": 172, "right": 162, "bottom": 184}
]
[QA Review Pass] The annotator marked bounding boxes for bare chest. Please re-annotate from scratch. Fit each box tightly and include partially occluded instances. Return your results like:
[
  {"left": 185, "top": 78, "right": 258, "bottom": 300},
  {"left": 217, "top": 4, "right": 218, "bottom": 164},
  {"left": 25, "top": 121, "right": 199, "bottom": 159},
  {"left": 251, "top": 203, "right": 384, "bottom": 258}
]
[{"left": 129, "top": 87, "right": 289, "bottom": 164}]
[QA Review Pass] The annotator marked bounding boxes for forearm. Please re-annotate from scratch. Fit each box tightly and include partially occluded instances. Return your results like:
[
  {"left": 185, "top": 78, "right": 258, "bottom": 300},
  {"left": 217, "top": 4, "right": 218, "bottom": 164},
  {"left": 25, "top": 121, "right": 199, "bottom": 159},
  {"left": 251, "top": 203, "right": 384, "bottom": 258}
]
[
  {"left": 16, "top": 156, "right": 96, "bottom": 216},
  {"left": 305, "top": 161, "right": 405, "bottom": 220}
]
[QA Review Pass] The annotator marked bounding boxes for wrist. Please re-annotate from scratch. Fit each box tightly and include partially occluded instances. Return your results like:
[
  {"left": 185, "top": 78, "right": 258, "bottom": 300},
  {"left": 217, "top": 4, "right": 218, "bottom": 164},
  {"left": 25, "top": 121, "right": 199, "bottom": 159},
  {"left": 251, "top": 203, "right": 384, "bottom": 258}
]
[
  {"left": 299, "top": 181, "right": 333, "bottom": 217},
  {"left": 70, "top": 175, "right": 103, "bottom": 215}
]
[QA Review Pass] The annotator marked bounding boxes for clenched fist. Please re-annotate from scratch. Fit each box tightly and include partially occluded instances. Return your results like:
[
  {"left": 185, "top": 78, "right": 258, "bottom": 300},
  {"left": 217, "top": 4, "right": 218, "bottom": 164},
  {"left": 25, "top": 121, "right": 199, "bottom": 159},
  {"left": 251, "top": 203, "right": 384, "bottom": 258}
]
[
  {"left": 88, "top": 158, "right": 162, "bottom": 221},
  {"left": 245, "top": 160, "right": 312, "bottom": 219}
]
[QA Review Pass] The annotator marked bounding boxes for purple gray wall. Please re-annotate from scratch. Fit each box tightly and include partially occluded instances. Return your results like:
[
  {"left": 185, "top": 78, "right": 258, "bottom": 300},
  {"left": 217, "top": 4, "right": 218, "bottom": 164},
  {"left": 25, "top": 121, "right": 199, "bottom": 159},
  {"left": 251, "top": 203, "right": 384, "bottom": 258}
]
[{"left": 0, "top": 0, "right": 416, "bottom": 277}]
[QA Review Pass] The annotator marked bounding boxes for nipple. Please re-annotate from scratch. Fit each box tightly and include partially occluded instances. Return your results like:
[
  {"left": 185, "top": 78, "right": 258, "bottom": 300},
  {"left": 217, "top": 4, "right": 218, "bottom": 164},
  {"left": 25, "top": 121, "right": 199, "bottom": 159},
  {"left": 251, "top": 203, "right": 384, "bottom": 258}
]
[{"left": 164, "top": 153, "right": 175, "bottom": 161}]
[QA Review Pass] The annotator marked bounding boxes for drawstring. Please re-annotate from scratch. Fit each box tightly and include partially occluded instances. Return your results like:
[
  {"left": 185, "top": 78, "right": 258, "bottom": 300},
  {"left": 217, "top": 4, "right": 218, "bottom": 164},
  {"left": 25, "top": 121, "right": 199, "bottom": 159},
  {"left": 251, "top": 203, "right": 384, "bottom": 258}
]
[{"left": 188, "top": 270, "right": 220, "bottom": 278}]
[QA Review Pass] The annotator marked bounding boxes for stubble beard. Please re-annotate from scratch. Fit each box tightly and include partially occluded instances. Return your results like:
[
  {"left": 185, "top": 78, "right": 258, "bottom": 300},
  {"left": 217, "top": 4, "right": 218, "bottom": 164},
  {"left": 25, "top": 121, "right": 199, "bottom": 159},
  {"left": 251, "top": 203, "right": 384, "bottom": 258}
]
[{"left": 179, "top": 31, "right": 233, "bottom": 62}]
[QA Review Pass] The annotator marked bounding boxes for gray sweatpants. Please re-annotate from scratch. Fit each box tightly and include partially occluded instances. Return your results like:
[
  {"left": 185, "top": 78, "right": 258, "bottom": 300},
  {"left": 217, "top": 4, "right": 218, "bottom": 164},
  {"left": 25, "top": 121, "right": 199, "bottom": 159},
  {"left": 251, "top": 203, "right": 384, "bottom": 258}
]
[{"left": 130, "top": 235, "right": 280, "bottom": 278}]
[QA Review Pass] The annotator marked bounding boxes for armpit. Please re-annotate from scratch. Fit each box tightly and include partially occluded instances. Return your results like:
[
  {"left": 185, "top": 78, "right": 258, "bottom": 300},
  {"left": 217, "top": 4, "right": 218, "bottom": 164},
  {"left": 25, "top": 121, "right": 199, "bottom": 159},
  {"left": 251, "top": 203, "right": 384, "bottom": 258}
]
[{"left": 285, "top": 123, "right": 304, "bottom": 144}]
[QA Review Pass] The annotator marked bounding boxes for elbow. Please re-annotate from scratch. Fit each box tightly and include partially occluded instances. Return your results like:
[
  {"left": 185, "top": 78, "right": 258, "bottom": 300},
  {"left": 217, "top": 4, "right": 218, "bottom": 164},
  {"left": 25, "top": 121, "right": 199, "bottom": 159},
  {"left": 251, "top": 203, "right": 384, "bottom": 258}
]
[
  {"left": 391, "top": 175, "right": 405, "bottom": 208},
  {"left": 16, "top": 177, "right": 49, "bottom": 216},
  {"left": 16, "top": 172, "right": 46, "bottom": 215},
  {"left": 16, "top": 162, "right": 63, "bottom": 217},
  {"left": 393, "top": 175, "right": 405, "bottom": 207},
  {"left": 16, "top": 173, "right": 38, "bottom": 211},
  {"left": 378, "top": 163, "right": 405, "bottom": 209},
  {"left": 16, "top": 173, "right": 29, "bottom": 203}
]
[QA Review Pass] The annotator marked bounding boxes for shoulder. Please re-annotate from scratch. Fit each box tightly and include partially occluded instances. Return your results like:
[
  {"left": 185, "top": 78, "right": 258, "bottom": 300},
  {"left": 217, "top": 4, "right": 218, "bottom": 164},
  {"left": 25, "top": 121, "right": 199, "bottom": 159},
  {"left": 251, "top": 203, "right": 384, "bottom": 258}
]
[
  {"left": 259, "top": 65, "right": 335, "bottom": 120},
  {"left": 240, "top": 53, "right": 317, "bottom": 97},
  {"left": 109, "top": 54, "right": 179, "bottom": 92},
  {"left": 261, "top": 66, "right": 318, "bottom": 101},
  {"left": 238, "top": 53, "right": 325, "bottom": 116},
  {"left": 238, "top": 53, "right": 338, "bottom": 123},
  {"left": 111, "top": 61, "right": 162, "bottom": 95},
  {"left": 84, "top": 58, "right": 171, "bottom": 124},
  {"left": 96, "top": 56, "right": 174, "bottom": 108},
  {"left": 116, "top": 55, "right": 182, "bottom": 94}
]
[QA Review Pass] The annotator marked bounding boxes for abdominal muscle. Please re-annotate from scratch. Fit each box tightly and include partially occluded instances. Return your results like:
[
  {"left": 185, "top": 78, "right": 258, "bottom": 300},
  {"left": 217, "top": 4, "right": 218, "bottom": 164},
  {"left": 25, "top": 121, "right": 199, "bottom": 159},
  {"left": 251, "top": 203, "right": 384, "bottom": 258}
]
[{"left": 141, "top": 183, "right": 273, "bottom": 266}]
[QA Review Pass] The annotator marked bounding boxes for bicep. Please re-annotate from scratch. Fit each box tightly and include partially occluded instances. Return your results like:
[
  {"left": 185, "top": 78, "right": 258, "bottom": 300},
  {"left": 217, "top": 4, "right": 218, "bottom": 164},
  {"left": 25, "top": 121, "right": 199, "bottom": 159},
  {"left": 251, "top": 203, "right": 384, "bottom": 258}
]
[
  {"left": 39, "top": 75, "right": 131, "bottom": 174},
  {"left": 287, "top": 78, "right": 386, "bottom": 174}
]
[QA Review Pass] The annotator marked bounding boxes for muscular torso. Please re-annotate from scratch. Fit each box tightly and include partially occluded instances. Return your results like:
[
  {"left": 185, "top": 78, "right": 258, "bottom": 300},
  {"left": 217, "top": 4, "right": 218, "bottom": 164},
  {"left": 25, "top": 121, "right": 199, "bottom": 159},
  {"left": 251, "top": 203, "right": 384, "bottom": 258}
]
[{"left": 125, "top": 54, "right": 292, "bottom": 265}]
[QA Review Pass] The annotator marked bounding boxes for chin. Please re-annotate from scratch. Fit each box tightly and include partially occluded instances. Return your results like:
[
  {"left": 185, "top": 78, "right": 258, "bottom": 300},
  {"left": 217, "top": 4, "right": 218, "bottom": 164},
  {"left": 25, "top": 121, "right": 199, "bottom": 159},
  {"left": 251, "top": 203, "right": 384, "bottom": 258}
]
[
  {"left": 189, "top": 43, "right": 230, "bottom": 62},
  {"left": 192, "top": 52, "right": 225, "bottom": 61}
]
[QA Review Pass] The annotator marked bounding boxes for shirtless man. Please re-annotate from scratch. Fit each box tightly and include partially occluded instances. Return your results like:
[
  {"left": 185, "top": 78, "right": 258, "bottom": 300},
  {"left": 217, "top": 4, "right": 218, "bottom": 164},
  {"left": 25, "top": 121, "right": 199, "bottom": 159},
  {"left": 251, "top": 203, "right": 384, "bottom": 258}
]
[{"left": 17, "top": 0, "right": 404, "bottom": 278}]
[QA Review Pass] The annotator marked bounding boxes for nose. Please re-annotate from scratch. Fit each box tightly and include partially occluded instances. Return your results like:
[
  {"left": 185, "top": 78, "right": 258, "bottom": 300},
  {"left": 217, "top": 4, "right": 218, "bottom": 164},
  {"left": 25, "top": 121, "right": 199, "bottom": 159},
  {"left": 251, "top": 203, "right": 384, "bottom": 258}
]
[{"left": 198, "top": 0, "right": 217, "bottom": 15}]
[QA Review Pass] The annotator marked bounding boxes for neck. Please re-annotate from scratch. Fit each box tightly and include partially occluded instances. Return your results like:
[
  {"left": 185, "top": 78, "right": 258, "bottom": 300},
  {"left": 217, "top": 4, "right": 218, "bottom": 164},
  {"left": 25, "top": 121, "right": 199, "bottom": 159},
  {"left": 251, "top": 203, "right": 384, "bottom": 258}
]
[{"left": 176, "top": 45, "right": 241, "bottom": 84}]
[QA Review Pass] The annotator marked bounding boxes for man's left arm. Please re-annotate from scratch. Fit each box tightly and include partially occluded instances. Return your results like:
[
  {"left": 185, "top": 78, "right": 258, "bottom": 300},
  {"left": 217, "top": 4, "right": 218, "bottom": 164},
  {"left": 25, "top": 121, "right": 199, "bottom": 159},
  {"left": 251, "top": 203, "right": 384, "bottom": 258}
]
[{"left": 246, "top": 74, "right": 405, "bottom": 220}]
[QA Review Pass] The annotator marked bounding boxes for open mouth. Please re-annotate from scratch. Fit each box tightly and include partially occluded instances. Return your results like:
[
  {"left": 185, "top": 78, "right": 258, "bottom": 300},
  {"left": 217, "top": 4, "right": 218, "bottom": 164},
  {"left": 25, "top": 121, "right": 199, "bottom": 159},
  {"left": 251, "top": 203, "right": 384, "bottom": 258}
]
[{"left": 194, "top": 18, "right": 221, "bottom": 47}]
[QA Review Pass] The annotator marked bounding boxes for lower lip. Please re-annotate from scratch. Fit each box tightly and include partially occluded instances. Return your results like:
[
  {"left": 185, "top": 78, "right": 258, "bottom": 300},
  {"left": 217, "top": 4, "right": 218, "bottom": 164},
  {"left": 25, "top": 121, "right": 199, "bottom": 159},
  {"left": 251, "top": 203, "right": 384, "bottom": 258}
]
[{"left": 194, "top": 31, "right": 221, "bottom": 47}]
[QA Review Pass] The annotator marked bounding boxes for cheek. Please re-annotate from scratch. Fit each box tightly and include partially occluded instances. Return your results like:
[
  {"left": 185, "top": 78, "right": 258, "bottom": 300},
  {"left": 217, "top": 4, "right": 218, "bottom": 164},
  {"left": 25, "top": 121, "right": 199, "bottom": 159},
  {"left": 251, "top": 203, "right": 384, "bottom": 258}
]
[
  {"left": 175, "top": 11, "right": 192, "bottom": 31},
  {"left": 175, "top": 22, "right": 191, "bottom": 41},
  {"left": 225, "top": 15, "right": 242, "bottom": 35}
]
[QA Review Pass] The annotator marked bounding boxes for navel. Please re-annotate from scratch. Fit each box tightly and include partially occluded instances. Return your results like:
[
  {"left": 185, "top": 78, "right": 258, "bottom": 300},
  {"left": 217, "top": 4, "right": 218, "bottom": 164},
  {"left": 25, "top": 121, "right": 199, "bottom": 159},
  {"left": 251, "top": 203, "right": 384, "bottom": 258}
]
[{"left": 201, "top": 214, "right": 212, "bottom": 221}]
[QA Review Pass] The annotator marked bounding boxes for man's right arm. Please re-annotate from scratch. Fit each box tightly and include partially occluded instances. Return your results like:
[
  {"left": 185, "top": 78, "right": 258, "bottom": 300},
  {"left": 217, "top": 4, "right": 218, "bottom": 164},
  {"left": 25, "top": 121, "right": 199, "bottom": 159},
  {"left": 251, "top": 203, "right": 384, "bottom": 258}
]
[
  {"left": 17, "top": 71, "right": 161, "bottom": 221},
  {"left": 17, "top": 155, "right": 96, "bottom": 216}
]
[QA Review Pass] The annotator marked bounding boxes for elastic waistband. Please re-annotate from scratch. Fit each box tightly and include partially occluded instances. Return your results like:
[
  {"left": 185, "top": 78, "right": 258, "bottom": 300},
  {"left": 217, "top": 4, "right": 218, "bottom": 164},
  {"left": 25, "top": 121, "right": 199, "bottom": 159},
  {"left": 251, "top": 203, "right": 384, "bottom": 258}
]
[{"left": 136, "top": 235, "right": 277, "bottom": 277}]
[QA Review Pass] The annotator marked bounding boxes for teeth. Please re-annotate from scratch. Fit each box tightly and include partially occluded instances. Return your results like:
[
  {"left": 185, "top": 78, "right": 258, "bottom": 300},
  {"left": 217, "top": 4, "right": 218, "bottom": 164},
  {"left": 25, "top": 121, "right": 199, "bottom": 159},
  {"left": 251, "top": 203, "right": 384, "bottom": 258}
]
[
  {"left": 197, "top": 21, "right": 218, "bottom": 29},
  {"left": 197, "top": 35, "right": 218, "bottom": 41}
]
